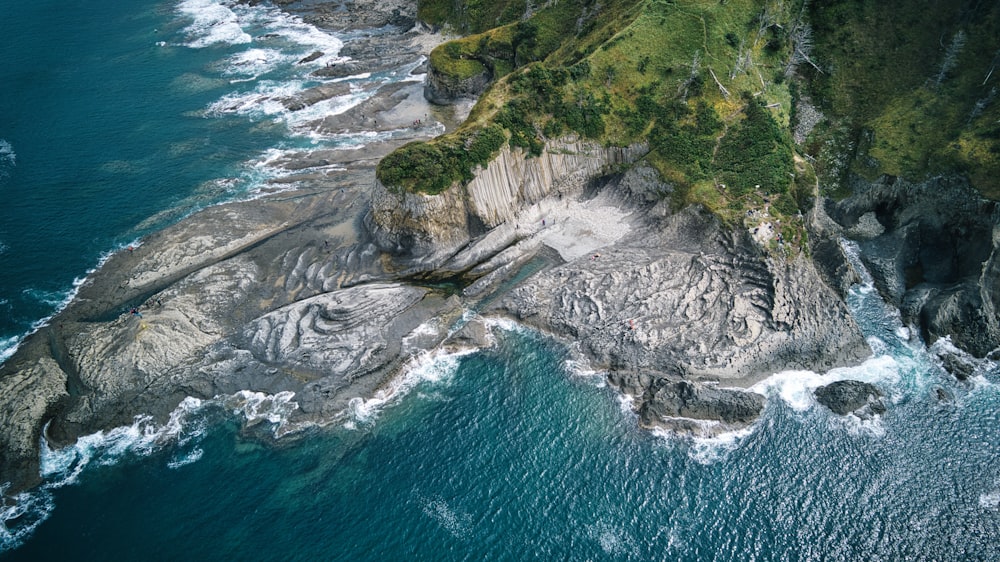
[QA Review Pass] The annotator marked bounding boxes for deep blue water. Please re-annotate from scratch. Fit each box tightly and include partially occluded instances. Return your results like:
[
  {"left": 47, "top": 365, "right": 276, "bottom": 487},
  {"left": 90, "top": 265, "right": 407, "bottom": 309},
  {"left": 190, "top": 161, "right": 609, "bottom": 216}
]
[
  {"left": 5, "top": 316, "right": 1000, "bottom": 560},
  {"left": 2, "top": 1, "right": 1000, "bottom": 560}
]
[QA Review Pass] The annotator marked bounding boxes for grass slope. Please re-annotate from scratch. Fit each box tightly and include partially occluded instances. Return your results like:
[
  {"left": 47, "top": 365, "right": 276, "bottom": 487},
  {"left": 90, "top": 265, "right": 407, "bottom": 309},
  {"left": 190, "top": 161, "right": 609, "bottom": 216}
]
[
  {"left": 807, "top": 0, "right": 1000, "bottom": 199},
  {"left": 380, "top": 0, "right": 904, "bottom": 254}
]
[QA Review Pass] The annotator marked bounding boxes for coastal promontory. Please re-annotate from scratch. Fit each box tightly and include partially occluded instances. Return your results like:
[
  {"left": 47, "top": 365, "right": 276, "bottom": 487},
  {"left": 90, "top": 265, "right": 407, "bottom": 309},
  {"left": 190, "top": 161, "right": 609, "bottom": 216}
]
[{"left": 3, "top": 0, "right": 1000, "bottom": 498}]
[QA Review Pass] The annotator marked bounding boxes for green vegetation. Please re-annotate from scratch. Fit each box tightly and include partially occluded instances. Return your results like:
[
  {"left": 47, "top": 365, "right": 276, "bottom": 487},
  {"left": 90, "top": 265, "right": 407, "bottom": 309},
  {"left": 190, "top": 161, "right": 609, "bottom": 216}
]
[
  {"left": 377, "top": 125, "right": 507, "bottom": 194},
  {"left": 715, "top": 94, "right": 794, "bottom": 196},
  {"left": 382, "top": 0, "right": 941, "bottom": 252},
  {"left": 806, "top": 0, "right": 1000, "bottom": 199},
  {"left": 418, "top": 0, "right": 527, "bottom": 35},
  {"left": 430, "top": 39, "right": 488, "bottom": 81}
]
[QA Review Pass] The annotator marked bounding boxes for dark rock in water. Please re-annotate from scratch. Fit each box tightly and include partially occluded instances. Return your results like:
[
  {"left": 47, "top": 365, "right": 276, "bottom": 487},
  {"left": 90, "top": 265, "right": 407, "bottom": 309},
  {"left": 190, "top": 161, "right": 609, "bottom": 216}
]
[
  {"left": 937, "top": 349, "right": 978, "bottom": 381},
  {"left": 311, "top": 55, "right": 415, "bottom": 80},
  {"left": 644, "top": 380, "right": 766, "bottom": 425},
  {"left": 279, "top": 82, "right": 351, "bottom": 111},
  {"left": 814, "top": 380, "right": 886, "bottom": 417},
  {"left": 934, "top": 386, "right": 953, "bottom": 402},
  {"left": 608, "top": 372, "right": 766, "bottom": 434},
  {"left": 298, "top": 51, "right": 323, "bottom": 64},
  {"left": 829, "top": 174, "right": 1000, "bottom": 357}
]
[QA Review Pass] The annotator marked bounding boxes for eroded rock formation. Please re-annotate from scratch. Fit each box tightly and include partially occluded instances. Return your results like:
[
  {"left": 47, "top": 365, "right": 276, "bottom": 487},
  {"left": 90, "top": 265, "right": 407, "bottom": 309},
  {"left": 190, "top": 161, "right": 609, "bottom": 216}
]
[
  {"left": 814, "top": 380, "right": 886, "bottom": 418},
  {"left": 368, "top": 137, "right": 647, "bottom": 270},
  {"left": 828, "top": 175, "right": 1000, "bottom": 357}
]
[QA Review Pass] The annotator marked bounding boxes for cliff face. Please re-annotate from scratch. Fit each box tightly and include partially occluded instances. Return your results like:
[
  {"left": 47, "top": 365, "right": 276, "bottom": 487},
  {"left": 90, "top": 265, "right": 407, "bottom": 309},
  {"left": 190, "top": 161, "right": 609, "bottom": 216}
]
[
  {"left": 489, "top": 168, "right": 869, "bottom": 435},
  {"left": 369, "top": 136, "right": 647, "bottom": 269},
  {"left": 424, "top": 62, "right": 492, "bottom": 104},
  {"left": 827, "top": 174, "right": 1000, "bottom": 357}
]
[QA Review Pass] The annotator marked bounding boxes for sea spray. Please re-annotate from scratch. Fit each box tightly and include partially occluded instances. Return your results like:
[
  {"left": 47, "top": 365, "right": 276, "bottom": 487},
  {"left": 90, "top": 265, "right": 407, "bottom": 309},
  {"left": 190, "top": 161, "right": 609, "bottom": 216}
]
[
  {"left": 344, "top": 347, "right": 477, "bottom": 429},
  {"left": 0, "top": 139, "right": 14, "bottom": 180},
  {"left": 0, "top": 0, "right": 420, "bottom": 365},
  {"left": 0, "top": 389, "right": 305, "bottom": 553}
]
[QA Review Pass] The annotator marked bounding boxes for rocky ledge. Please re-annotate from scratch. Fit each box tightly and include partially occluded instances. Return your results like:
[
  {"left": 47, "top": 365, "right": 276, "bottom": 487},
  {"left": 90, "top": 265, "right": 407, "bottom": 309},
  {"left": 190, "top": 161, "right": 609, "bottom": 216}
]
[{"left": 825, "top": 174, "right": 1000, "bottom": 359}]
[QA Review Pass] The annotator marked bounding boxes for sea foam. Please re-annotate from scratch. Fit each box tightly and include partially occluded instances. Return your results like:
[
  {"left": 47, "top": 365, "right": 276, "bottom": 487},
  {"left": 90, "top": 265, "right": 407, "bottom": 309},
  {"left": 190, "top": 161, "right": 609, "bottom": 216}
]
[
  {"left": 0, "top": 389, "right": 304, "bottom": 552},
  {"left": 177, "top": 0, "right": 251, "bottom": 47},
  {"left": 176, "top": 0, "right": 344, "bottom": 62},
  {"left": 344, "top": 348, "right": 476, "bottom": 429},
  {"left": 0, "top": 139, "right": 14, "bottom": 180}
]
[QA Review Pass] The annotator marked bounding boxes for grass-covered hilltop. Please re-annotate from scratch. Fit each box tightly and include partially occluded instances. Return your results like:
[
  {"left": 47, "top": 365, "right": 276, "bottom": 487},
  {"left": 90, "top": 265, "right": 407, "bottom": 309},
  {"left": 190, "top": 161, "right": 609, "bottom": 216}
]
[{"left": 379, "top": 0, "right": 1000, "bottom": 242}]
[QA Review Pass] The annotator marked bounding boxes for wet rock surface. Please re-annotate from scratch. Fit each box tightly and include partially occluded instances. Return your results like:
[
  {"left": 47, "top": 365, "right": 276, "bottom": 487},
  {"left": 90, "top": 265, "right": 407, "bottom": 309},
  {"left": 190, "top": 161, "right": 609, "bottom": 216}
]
[
  {"left": 609, "top": 372, "right": 765, "bottom": 436},
  {"left": 814, "top": 380, "right": 886, "bottom": 418},
  {"left": 0, "top": 15, "right": 456, "bottom": 494},
  {"left": 830, "top": 174, "right": 1000, "bottom": 357},
  {"left": 0, "top": 2, "right": 886, "bottom": 496}
]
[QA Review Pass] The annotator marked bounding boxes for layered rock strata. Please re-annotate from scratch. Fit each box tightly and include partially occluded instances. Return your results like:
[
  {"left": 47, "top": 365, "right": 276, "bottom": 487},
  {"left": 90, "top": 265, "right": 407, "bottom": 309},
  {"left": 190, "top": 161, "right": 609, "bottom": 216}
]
[
  {"left": 368, "top": 137, "right": 647, "bottom": 270},
  {"left": 0, "top": 17, "right": 461, "bottom": 493},
  {"left": 491, "top": 172, "right": 870, "bottom": 434},
  {"left": 0, "top": 4, "right": 887, "bottom": 496}
]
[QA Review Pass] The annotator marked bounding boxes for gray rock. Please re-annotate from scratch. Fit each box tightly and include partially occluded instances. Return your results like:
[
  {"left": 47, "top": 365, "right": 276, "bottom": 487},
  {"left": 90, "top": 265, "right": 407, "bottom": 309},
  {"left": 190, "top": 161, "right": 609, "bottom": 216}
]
[
  {"left": 424, "top": 62, "right": 493, "bottom": 105},
  {"left": 931, "top": 343, "right": 981, "bottom": 381},
  {"left": 298, "top": 51, "right": 324, "bottom": 64},
  {"left": 829, "top": 174, "right": 1000, "bottom": 356},
  {"left": 814, "top": 380, "right": 886, "bottom": 417},
  {"left": 608, "top": 372, "right": 765, "bottom": 435},
  {"left": 0, "top": 354, "right": 68, "bottom": 492},
  {"left": 497, "top": 206, "right": 869, "bottom": 382},
  {"left": 445, "top": 316, "right": 493, "bottom": 349},
  {"left": 0, "top": 7, "right": 457, "bottom": 494},
  {"left": 846, "top": 211, "right": 885, "bottom": 239},
  {"left": 279, "top": 82, "right": 351, "bottom": 111}
]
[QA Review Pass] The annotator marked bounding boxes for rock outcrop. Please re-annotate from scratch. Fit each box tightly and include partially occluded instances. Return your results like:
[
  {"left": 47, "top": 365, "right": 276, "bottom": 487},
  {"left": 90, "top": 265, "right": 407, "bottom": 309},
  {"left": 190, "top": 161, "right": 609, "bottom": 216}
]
[
  {"left": 609, "top": 373, "right": 765, "bottom": 436},
  {"left": 276, "top": 0, "right": 416, "bottom": 31},
  {"left": 424, "top": 59, "right": 493, "bottom": 104},
  {"left": 0, "top": 352, "right": 68, "bottom": 491},
  {"left": 0, "top": 5, "right": 892, "bottom": 499},
  {"left": 0, "top": 177, "right": 462, "bottom": 495},
  {"left": 498, "top": 203, "right": 869, "bottom": 383},
  {"left": 368, "top": 137, "right": 647, "bottom": 270},
  {"left": 828, "top": 174, "right": 1000, "bottom": 357},
  {"left": 814, "top": 380, "right": 886, "bottom": 418},
  {"left": 0, "top": 18, "right": 464, "bottom": 496},
  {"left": 487, "top": 168, "right": 869, "bottom": 433}
]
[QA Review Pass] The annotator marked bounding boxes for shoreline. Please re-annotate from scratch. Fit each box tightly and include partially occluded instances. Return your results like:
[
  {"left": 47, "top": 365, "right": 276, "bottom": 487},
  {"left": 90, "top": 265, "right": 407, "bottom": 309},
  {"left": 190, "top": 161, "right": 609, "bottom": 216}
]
[
  {"left": 0, "top": 5, "right": 459, "bottom": 495},
  {"left": 1, "top": 0, "right": 872, "bottom": 498}
]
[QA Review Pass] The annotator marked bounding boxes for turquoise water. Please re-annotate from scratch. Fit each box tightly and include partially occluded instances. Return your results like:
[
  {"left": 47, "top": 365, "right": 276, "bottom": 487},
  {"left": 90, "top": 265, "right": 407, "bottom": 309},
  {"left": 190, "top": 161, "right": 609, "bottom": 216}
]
[
  {"left": 3, "top": 1, "right": 1000, "bottom": 559},
  {"left": 0, "top": 0, "right": 364, "bottom": 361},
  {"left": 5, "top": 318, "right": 1000, "bottom": 560}
]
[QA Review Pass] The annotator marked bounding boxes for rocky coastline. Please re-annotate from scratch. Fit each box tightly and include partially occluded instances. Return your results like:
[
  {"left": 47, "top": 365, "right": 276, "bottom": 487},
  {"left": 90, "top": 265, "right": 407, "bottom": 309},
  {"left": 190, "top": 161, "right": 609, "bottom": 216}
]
[{"left": 3, "top": 0, "right": 996, "bottom": 498}]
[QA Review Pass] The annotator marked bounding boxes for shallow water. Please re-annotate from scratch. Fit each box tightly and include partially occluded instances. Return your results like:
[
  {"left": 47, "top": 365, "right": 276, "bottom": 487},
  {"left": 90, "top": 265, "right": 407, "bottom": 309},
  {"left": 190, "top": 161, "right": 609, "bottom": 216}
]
[{"left": 2, "top": 1, "right": 1000, "bottom": 560}]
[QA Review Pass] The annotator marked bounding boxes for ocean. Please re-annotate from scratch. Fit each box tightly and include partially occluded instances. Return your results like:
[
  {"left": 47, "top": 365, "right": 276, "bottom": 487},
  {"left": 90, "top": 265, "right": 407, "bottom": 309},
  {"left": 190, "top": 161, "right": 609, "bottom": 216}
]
[{"left": 2, "top": 1, "right": 1000, "bottom": 560}]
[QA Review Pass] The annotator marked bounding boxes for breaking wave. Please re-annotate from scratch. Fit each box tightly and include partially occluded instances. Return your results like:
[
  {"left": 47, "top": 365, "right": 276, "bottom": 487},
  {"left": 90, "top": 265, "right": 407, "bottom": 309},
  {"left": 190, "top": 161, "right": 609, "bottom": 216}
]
[
  {"left": 0, "top": 390, "right": 303, "bottom": 553},
  {"left": 0, "top": 139, "right": 14, "bottom": 180},
  {"left": 344, "top": 348, "right": 476, "bottom": 429}
]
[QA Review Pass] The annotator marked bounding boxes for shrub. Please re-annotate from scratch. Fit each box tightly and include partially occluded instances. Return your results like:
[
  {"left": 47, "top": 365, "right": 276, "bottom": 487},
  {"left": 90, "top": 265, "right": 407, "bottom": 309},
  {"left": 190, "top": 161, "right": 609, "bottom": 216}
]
[
  {"left": 715, "top": 95, "right": 794, "bottom": 196},
  {"left": 376, "top": 125, "right": 509, "bottom": 194}
]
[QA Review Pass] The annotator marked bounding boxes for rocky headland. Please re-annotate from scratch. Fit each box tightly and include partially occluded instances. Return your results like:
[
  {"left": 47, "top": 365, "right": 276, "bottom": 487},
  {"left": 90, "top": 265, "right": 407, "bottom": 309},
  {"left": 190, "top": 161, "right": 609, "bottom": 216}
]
[{"left": 3, "top": 0, "right": 997, "bottom": 497}]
